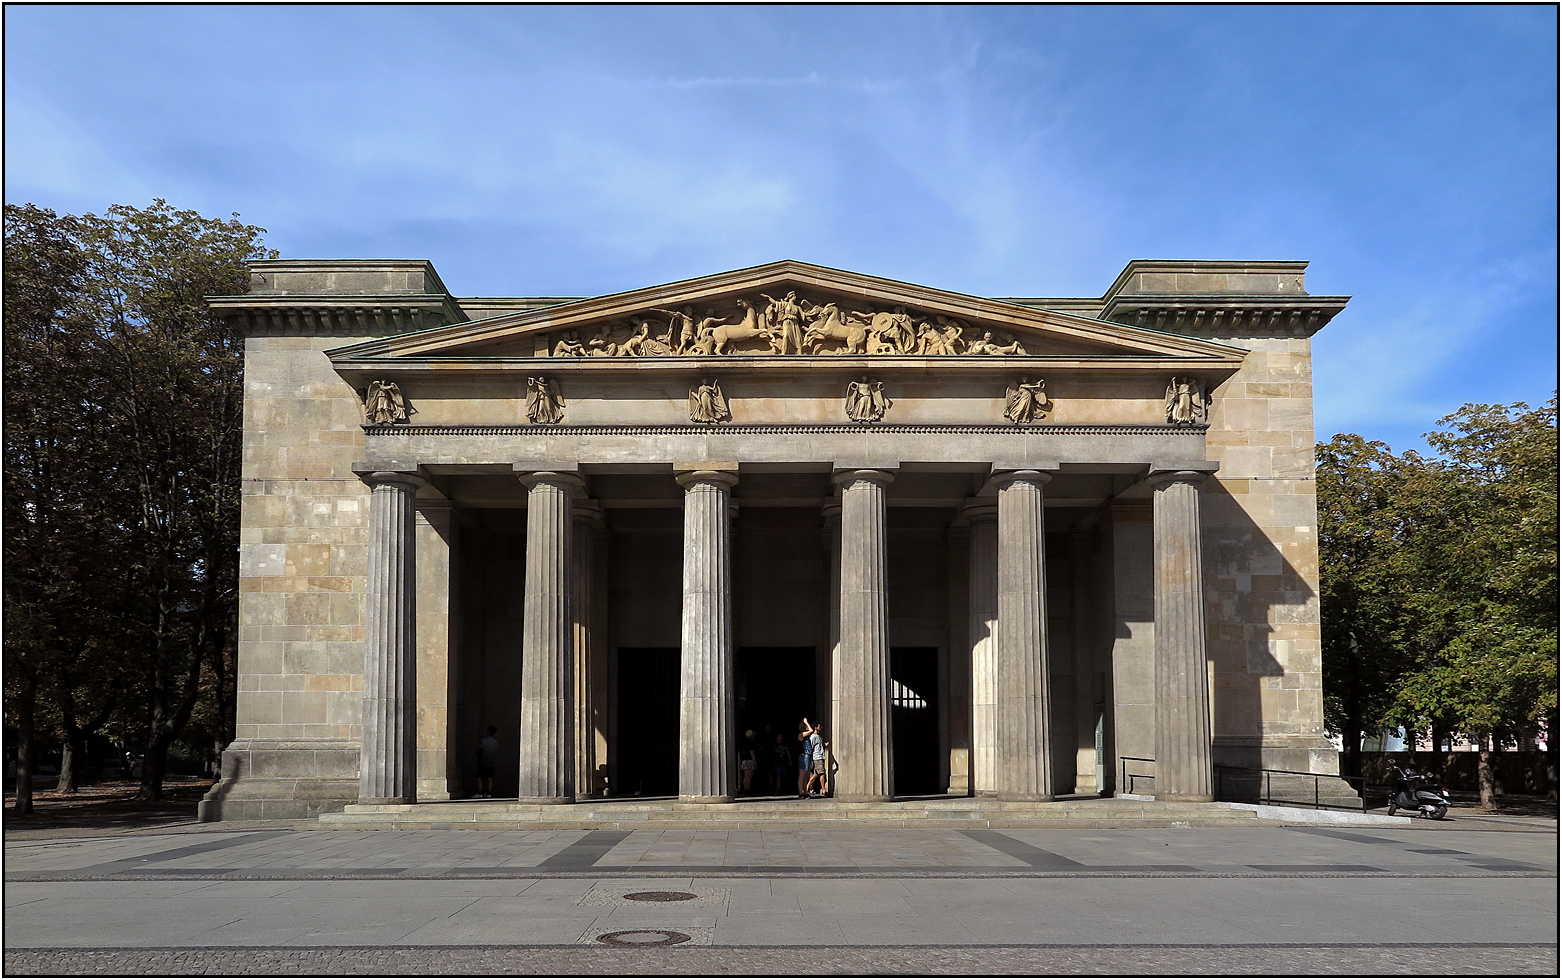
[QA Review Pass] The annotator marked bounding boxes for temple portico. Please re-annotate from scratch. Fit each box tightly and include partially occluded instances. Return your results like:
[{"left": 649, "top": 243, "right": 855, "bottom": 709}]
[{"left": 200, "top": 258, "right": 1353, "bottom": 821}]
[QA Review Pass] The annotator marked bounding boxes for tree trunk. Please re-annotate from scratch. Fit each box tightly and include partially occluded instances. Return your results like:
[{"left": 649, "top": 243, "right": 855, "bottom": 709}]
[
  {"left": 57, "top": 737, "right": 77, "bottom": 794},
  {"left": 13, "top": 665, "right": 37, "bottom": 815},
  {"left": 1477, "top": 733, "right": 1498, "bottom": 812},
  {"left": 140, "top": 729, "right": 171, "bottom": 802},
  {"left": 1340, "top": 716, "right": 1363, "bottom": 778}
]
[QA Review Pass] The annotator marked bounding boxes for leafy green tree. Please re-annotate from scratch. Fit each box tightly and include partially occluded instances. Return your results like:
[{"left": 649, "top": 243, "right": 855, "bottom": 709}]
[
  {"left": 1389, "top": 398, "right": 1559, "bottom": 809},
  {"left": 1320, "top": 397, "right": 1559, "bottom": 809},
  {"left": 3, "top": 201, "right": 275, "bottom": 807}
]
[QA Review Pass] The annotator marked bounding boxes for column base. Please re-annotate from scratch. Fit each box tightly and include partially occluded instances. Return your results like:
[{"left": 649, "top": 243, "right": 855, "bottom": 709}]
[
  {"left": 998, "top": 793, "right": 1056, "bottom": 803},
  {"left": 837, "top": 794, "right": 894, "bottom": 803},
  {"left": 1157, "top": 793, "right": 1214, "bottom": 803},
  {"left": 358, "top": 796, "right": 414, "bottom": 805},
  {"left": 515, "top": 796, "right": 575, "bottom": 805},
  {"left": 679, "top": 795, "right": 733, "bottom": 804}
]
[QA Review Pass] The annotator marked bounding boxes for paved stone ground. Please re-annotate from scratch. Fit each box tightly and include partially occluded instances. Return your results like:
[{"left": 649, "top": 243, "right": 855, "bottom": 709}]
[
  {"left": 4, "top": 812, "right": 1555, "bottom": 975},
  {"left": 5, "top": 943, "right": 1557, "bottom": 976}
]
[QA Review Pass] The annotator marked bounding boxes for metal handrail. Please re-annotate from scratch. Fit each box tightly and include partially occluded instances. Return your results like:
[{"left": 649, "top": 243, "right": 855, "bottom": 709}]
[
  {"left": 1119, "top": 755, "right": 1155, "bottom": 796},
  {"left": 1213, "top": 762, "right": 1373, "bottom": 811}
]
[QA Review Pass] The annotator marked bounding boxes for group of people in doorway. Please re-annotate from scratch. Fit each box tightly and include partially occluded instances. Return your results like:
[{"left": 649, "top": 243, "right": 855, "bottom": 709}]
[{"left": 740, "top": 718, "right": 831, "bottom": 799}]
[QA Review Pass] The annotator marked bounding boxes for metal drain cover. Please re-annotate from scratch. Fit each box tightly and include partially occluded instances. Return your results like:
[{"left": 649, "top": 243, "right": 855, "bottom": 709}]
[
  {"left": 622, "top": 891, "right": 697, "bottom": 903},
  {"left": 595, "top": 929, "right": 692, "bottom": 946}
]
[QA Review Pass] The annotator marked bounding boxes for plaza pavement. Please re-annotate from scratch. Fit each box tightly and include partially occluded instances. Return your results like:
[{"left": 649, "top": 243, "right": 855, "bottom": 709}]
[{"left": 3, "top": 814, "right": 1556, "bottom": 975}]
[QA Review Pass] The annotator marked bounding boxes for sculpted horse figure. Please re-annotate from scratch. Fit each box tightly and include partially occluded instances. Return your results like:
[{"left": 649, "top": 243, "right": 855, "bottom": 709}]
[
  {"left": 802, "top": 302, "right": 869, "bottom": 354},
  {"left": 705, "top": 298, "right": 772, "bottom": 355}
]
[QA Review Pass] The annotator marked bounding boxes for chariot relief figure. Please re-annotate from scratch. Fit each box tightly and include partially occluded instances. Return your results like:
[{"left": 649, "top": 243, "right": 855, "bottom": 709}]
[
  {"left": 761, "top": 291, "right": 806, "bottom": 355},
  {"left": 1165, "top": 376, "right": 1210, "bottom": 425},
  {"left": 688, "top": 379, "right": 732, "bottom": 424},
  {"left": 844, "top": 377, "right": 891, "bottom": 423},
  {"left": 552, "top": 331, "right": 587, "bottom": 357},
  {"left": 1004, "top": 378, "right": 1050, "bottom": 424},
  {"left": 706, "top": 299, "right": 772, "bottom": 354},
  {"left": 852, "top": 307, "right": 915, "bottom": 355},
  {"left": 803, "top": 302, "right": 869, "bottom": 354},
  {"left": 526, "top": 376, "right": 565, "bottom": 425},
  {"left": 362, "top": 380, "right": 414, "bottom": 425},
  {"left": 653, "top": 306, "right": 699, "bottom": 354}
]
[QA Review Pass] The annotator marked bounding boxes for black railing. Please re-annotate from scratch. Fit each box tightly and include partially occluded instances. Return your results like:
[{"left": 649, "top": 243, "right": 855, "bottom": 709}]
[
  {"left": 1116, "top": 757, "right": 1376, "bottom": 811},
  {"left": 1214, "top": 763, "right": 1373, "bottom": 811},
  {"left": 1119, "top": 756, "right": 1156, "bottom": 796}
]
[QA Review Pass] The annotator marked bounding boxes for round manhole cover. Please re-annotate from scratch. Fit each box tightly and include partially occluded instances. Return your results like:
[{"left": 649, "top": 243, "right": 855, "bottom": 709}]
[
  {"left": 622, "top": 891, "right": 697, "bottom": 903},
  {"left": 595, "top": 929, "right": 692, "bottom": 946}
]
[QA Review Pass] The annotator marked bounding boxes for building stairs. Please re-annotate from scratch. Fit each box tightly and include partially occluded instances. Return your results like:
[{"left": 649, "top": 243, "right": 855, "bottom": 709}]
[{"left": 314, "top": 795, "right": 1310, "bottom": 831}]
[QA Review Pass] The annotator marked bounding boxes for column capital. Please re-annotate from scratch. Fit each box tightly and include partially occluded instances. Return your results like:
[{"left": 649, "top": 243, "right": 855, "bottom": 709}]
[
  {"left": 1148, "top": 461, "right": 1219, "bottom": 489},
  {"left": 960, "top": 499, "right": 999, "bottom": 525},
  {"left": 675, "top": 468, "right": 739, "bottom": 491},
  {"left": 821, "top": 500, "right": 842, "bottom": 524},
  {"left": 991, "top": 468, "right": 1054, "bottom": 490},
  {"left": 832, "top": 467, "right": 896, "bottom": 489},
  {"left": 572, "top": 498, "right": 607, "bottom": 527},
  {"left": 517, "top": 467, "right": 585, "bottom": 493},
  {"left": 354, "top": 467, "right": 427, "bottom": 492}
]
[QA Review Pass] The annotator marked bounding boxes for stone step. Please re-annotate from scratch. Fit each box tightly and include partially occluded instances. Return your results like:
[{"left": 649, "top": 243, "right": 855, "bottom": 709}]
[{"left": 314, "top": 799, "right": 1276, "bottom": 831}]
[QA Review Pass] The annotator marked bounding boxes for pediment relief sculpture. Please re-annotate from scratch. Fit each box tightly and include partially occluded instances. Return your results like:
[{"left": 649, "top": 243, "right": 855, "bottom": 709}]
[
  {"left": 1165, "top": 376, "right": 1211, "bottom": 425},
  {"left": 844, "top": 377, "right": 892, "bottom": 423},
  {"left": 688, "top": 379, "right": 732, "bottom": 424},
  {"left": 1003, "top": 378, "right": 1050, "bottom": 424},
  {"left": 543, "top": 290, "right": 1033, "bottom": 358},
  {"left": 525, "top": 376, "right": 564, "bottom": 425},
  {"left": 362, "top": 380, "right": 414, "bottom": 425}
]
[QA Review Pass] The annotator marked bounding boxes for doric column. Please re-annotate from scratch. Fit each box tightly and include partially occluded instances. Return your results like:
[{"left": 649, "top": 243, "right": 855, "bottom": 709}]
[
  {"left": 823, "top": 501, "right": 842, "bottom": 741},
  {"left": 962, "top": 501, "right": 999, "bottom": 797},
  {"left": 572, "top": 500, "right": 605, "bottom": 799},
  {"left": 676, "top": 467, "right": 738, "bottom": 803},
  {"left": 994, "top": 469, "right": 1055, "bottom": 802},
  {"left": 1069, "top": 529, "right": 1098, "bottom": 796},
  {"left": 357, "top": 469, "right": 426, "bottom": 804},
  {"left": 1151, "top": 466, "right": 1215, "bottom": 802},
  {"left": 833, "top": 468, "right": 895, "bottom": 802},
  {"left": 415, "top": 498, "right": 459, "bottom": 801},
  {"left": 517, "top": 468, "right": 583, "bottom": 803}
]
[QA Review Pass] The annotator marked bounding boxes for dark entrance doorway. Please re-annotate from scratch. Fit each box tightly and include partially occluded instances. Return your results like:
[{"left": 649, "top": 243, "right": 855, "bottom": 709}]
[
  {"left": 891, "top": 647, "right": 940, "bottom": 796},
  {"left": 737, "top": 647, "right": 816, "bottom": 793},
  {"left": 615, "top": 647, "right": 679, "bottom": 797}
]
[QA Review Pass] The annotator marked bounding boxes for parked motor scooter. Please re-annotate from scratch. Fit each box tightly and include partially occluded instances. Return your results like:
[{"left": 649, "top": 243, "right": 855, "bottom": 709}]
[{"left": 1385, "top": 765, "right": 1450, "bottom": 819}]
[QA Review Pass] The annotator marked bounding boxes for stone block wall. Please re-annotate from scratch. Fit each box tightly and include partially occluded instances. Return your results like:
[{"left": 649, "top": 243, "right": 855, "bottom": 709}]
[
  {"left": 1201, "top": 335, "right": 1333, "bottom": 774},
  {"left": 202, "top": 334, "right": 373, "bottom": 820}
]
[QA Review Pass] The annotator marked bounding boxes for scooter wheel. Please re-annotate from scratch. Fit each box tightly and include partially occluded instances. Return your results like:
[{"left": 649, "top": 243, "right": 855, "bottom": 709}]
[
  {"left": 1387, "top": 801, "right": 1397, "bottom": 816},
  {"left": 1430, "top": 805, "right": 1448, "bottom": 821}
]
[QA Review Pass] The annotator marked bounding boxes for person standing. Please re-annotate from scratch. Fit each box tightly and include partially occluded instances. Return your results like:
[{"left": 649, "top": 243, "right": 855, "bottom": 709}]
[
  {"left": 740, "top": 729, "right": 758, "bottom": 795},
  {"left": 475, "top": 726, "right": 498, "bottom": 799},
  {"left": 804, "top": 722, "right": 828, "bottom": 798},
  {"left": 797, "top": 720, "right": 814, "bottom": 798},
  {"left": 770, "top": 732, "right": 790, "bottom": 796}
]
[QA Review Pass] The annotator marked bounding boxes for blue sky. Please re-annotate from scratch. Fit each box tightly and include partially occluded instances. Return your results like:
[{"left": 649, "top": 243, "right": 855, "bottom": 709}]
[{"left": 6, "top": 5, "right": 1555, "bottom": 452}]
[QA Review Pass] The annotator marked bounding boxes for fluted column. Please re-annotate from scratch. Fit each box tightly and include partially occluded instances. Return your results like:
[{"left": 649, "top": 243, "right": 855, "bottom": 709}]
[
  {"left": 833, "top": 468, "right": 895, "bottom": 802},
  {"left": 962, "top": 501, "right": 999, "bottom": 797},
  {"left": 676, "top": 468, "right": 738, "bottom": 803},
  {"left": 573, "top": 500, "right": 605, "bottom": 799},
  {"left": 517, "top": 469, "right": 582, "bottom": 803},
  {"left": 994, "top": 469, "right": 1054, "bottom": 802},
  {"left": 1151, "top": 468, "right": 1214, "bottom": 802},
  {"left": 1070, "top": 530, "right": 1099, "bottom": 795},
  {"left": 358, "top": 470, "right": 426, "bottom": 804},
  {"left": 823, "top": 502, "right": 842, "bottom": 742}
]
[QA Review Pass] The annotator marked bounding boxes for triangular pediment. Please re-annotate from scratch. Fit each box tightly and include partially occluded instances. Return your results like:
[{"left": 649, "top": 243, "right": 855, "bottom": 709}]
[{"left": 326, "top": 261, "right": 1246, "bottom": 363}]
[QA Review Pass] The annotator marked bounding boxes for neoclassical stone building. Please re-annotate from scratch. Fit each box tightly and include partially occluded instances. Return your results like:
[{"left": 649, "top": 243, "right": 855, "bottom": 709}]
[{"left": 200, "top": 258, "right": 1349, "bottom": 820}]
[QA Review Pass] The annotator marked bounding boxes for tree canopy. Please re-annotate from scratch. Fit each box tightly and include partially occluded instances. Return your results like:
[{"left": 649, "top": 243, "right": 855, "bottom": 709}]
[
  {"left": 3, "top": 200, "right": 276, "bottom": 808},
  {"left": 1319, "top": 396, "right": 1559, "bottom": 806}
]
